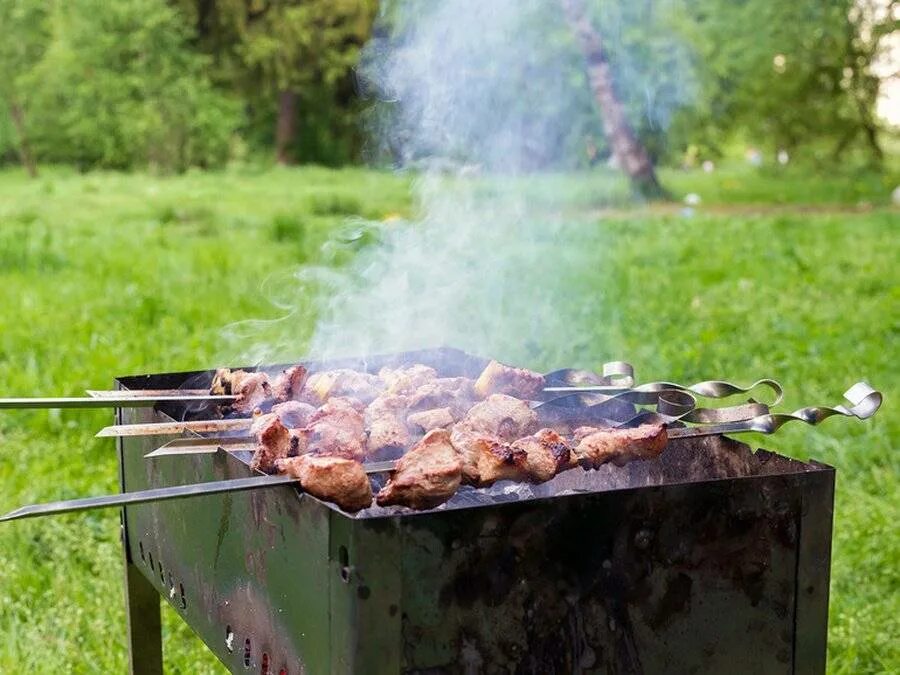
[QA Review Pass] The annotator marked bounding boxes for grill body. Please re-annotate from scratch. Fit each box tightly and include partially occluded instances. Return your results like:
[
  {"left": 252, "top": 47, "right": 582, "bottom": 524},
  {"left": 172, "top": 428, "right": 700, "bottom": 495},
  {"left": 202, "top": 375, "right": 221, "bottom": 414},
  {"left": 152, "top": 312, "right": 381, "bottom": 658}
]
[{"left": 116, "top": 349, "right": 834, "bottom": 674}]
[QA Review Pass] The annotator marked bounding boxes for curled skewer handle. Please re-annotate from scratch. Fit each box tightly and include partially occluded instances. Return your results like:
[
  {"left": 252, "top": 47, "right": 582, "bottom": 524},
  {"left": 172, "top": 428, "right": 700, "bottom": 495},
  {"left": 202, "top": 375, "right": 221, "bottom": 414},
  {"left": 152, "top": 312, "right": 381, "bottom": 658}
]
[{"left": 741, "top": 381, "right": 882, "bottom": 434}]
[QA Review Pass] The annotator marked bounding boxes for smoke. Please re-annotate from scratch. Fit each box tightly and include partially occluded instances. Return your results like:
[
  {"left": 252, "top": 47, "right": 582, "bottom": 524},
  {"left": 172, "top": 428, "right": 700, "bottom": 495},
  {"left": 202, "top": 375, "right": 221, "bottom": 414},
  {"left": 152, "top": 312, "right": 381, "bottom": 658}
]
[{"left": 225, "top": 0, "right": 693, "bottom": 369}]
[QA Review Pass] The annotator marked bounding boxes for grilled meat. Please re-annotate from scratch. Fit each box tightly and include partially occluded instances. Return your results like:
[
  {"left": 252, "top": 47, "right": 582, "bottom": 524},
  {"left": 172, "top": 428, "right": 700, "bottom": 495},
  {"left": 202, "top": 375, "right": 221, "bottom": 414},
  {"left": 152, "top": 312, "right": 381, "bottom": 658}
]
[
  {"left": 250, "top": 416, "right": 301, "bottom": 473},
  {"left": 277, "top": 455, "right": 373, "bottom": 512},
  {"left": 211, "top": 369, "right": 272, "bottom": 414},
  {"left": 305, "top": 397, "right": 367, "bottom": 460},
  {"left": 365, "top": 394, "right": 412, "bottom": 456},
  {"left": 455, "top": 393, "right": 537, "bottom": 441},
  {"left": 271, "top": 365, "right": 308, "bottom": 402},
  {"left": 270, "top": 400, "right": 316, "bottom": 429},
  {"left": 573, "top": 424, "right": 668, "bottom": 468},
  {"left": 376, "top": 429, "right": 462, "bottom": 509},
  {"left": 473, "top": 360, "right": 545, "bottom": 399},
  {"left": 304, "top": 369, "right": 383, "bottom": 405},
  {"left": 408, "top": 377, "right": 475, "bottom": 413},
  {"left": 380, "top": 364, "right": 438, "bottom": 395},
  {"left": 449, "top": 430, "right": 530, "bottom": 486},
  {"left": 510, "top": 428, "right": 574, "bottom": 482},
  {"left": 407, "top": 407, "right": 455, "bottom": 433}
]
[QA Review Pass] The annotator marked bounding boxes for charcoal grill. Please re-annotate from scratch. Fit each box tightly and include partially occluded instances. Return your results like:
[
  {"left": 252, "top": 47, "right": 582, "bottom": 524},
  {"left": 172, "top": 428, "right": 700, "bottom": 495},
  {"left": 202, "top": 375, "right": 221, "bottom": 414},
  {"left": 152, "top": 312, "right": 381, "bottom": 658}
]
[{"left": 112, "top": 348, "right": 835, "bottom": 674}]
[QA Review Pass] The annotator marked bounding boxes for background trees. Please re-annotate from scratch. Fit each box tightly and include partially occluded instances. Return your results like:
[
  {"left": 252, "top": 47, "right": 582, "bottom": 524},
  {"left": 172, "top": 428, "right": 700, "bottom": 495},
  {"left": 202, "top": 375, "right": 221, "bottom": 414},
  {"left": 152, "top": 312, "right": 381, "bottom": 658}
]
[{"left": 0, "top": 0, "right": 895, "bottom": 174}]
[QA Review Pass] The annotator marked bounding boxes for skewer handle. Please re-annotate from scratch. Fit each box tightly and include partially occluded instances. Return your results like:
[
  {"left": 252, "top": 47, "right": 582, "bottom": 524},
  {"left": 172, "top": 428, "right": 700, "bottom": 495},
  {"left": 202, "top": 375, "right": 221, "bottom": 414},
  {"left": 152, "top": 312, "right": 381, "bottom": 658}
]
[{"left": 0, "top": 395, "right": 235, "bottom": 410}]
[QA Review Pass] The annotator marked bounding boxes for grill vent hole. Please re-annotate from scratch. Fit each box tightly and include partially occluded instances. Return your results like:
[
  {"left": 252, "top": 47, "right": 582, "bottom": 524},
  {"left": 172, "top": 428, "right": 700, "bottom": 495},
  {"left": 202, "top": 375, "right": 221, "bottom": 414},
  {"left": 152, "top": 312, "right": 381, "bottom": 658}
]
[
  {"left": 179, "top": 583, "right": 186, "bottom": 609},
  {"left": 243, "top": 638, "right": 252, "bottom": 668},
  {"left": 225, "top": 625, "right": 234, "bottom": 652},
  {"left": 261, "top": 653, "right": 270, "bottom": 675},
  {"left": 138, "top": 541, "right": 145, "bottom": 562},
  {"left": 159, "top": 562, "right": 165, "bottom": 584},
  {"left": 148, "top": 552, "right": 154, "bottom": 571},
  {"left": 338, "top": 545, "right": 351, "bottom": 582}
]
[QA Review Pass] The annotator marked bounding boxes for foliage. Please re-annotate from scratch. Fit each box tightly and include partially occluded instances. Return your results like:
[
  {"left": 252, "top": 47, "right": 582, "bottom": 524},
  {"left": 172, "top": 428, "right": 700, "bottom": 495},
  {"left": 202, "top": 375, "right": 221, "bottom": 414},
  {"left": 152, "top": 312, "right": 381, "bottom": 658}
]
[
  {"left": 0, "top": 165, "right": 895, "bottom": 671},
  {"left": 668, "top": 0, "right": 897, "bottom": 163},
  {"left": 15, "top": 0, "right": 240, "bottom": 171}
]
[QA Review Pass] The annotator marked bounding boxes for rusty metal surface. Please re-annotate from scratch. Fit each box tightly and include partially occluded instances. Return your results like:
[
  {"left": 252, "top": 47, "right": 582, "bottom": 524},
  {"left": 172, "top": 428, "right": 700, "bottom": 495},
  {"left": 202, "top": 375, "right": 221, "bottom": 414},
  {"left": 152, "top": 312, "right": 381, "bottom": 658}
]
[{"left": 116, "top": 348, "right": 836, "bottom": 674}]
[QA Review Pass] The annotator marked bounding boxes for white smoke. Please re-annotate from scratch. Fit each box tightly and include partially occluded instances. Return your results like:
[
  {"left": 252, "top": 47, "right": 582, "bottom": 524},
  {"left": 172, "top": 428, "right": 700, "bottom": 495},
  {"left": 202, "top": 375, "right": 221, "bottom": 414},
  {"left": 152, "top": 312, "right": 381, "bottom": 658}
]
[{"left": 224, "top": 0, "right": 691, "bottom": 369}]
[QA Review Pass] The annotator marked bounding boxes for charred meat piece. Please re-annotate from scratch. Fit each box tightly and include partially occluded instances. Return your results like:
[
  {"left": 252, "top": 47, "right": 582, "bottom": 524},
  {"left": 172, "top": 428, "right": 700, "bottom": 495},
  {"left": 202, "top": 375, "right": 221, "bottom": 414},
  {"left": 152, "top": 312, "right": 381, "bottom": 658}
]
[
  {"left": 573, "top": 424, "right": 668, "bottom": 468},
  {"left": 455, "top": 393, "right": 537, "bottom": 441},
  {"left": 365, "top": 394, "right": 412, "bottom": 457},
  {"left": 407, "top": 407, "right": 455, "bottom": 433},
  {"left": 473, "top": 360, "right": 545, "bottom": 399},
  {"left": 271, "top": 365, "right": 308, "bottom": 402},
  {"left": 380, "top": 364, "right": 438, "bottom": 395},
  {"left": 305, "top": 397, "right": 368, "bottom": 460},
  {"left": 304, "top": 369, "right": 383, "bottom": 404},
  {"left": 250, "top": 416, "right": 303, "bottom": 473},
  {"left": 210, "top": 368, "right": 272, "bottom": 414},
  {"left": 510, "top": 428, "right": 574, "bottom": 482},
  {"left": 449, "top": 430, "right": 530, "bottom": 486},
  {"left": 276, "top": 455, "right": 373, "bottom": 512},
  {"left": 376, "top": 429, "right": 462, "bottom": 509}
]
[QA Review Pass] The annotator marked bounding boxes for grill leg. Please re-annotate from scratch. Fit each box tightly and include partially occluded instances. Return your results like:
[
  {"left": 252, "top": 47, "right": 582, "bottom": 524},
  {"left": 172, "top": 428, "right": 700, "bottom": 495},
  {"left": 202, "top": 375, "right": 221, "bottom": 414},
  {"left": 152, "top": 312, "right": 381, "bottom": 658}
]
[{"left": 122, "top": 535, "right": 163, "bottom": 674}]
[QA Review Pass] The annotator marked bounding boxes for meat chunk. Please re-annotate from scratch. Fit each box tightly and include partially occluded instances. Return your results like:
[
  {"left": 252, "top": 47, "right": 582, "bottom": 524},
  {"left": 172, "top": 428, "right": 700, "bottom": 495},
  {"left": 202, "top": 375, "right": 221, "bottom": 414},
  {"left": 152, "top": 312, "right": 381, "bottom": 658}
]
[
  {"left": 271, "top": 400, "right": 316, "bottom": 429},
  {"left": 408, "top": 377, "right": 475, "bottom": 412},
  {"left": 305, "top": 397, "right": 368, "bottom": 460},
  {"left": 449, "top": 429, "right": 530, "bottom": 486},
  {"left": 304, "top": 369, "right": 383, "bottom": 404},
  {"left": 365, "top": 394, "right": 412, "bottom": 456},
  {"left": 277, "top": 455, "right": 373, "bottom": 512},
  {"left": 380, "top": 364, "right": 437, "bottom": 395},
  {"left": 407, "top": 407, "right": 455, "bottom": 433},
  {"left": 250, "top": 416, "right": 299, "bottom": 473},
  {"left": 455, "top": 394, "right": 537, "bottom": 441},
  {"left": 510, "top": 428, "right": 574, "bottom": 482},
  {"left": 473, "top": 360, "right": 545, "bottom": 399},
  {"left": 573, "top": 424, "right": 668, "bottom": 468},
  {"left": 376, "top": 429, "right": 462, "bottom": 509},
  {"left": 211, "top": 368, "right": 272, "bottom": 414},
  {"left": 271, "top": 365, "right": 308, "bottom": 402}
]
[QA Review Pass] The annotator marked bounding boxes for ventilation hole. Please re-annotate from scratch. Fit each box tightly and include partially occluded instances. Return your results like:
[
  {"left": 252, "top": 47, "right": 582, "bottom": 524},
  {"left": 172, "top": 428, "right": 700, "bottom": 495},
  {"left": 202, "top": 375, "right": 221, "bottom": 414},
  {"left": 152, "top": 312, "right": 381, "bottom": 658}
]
[
  {"left": 260, "top": 653, "right": 270, "bottom": 675},
  {"left": 225, "top": 625, "right": 235, "bottom": 652},
  {"left": 179, "top": 583, "right": 186, "bottom": 609},
  {"left": 138, "top": 541, "right": 145, "bottom": 562},
  {"left": 168, "top": 572, "right": 174, "bottom": 592},
  {"left": 148, "top": 552, "right": 154, "bottom": 570},
  {"left": 159, "top": 562, "right": 165, "bottom": 585},
  {"left": 243, "top": 638, "right": 252, "bottom": 668},
  {"left": 338, "top": 545, "right": 351, "bottom": 582}
]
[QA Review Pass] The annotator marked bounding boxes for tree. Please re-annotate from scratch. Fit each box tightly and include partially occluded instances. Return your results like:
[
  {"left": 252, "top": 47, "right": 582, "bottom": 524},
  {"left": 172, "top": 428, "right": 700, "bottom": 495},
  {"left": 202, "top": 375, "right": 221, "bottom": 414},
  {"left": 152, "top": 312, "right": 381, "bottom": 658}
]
[
  {"left": 21, "top": 0, "right": 239, "bottom": 171},
  {"left": 0, "top": 0, "right": 51, "bottom": 177},
  {"left": 558, "top": 0, "right": 667, "bottom": 198},
  {"left": 178, "top": 0, "right": 378, "bottom": 165}
]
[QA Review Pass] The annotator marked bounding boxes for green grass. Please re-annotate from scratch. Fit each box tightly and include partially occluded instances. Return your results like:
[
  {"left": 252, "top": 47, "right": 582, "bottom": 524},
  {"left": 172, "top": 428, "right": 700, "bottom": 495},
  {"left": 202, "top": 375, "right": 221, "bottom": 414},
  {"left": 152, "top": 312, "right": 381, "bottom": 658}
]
[{"left": 0, "top": 165, "right": 896, "bottom": 673}]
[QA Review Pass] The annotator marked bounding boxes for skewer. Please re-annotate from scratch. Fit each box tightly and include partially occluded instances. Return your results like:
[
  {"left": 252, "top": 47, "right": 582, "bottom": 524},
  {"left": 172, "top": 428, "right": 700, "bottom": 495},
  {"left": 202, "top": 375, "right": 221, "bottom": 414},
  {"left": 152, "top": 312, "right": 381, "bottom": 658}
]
[
  {"left": 0, "top": 395, "right": 235, "bottom": 410},
  {"left": 86, "top": 389, "right": 212, "bottom": 399},
  {"left": 0, "top": 460, "right": 399, "bottom": 522},
  {"left": 0, "top": 381, "right": 881, "bottom": 522},
  {"left": 96, "top": 418, "right": 252, "bottom": 438}
]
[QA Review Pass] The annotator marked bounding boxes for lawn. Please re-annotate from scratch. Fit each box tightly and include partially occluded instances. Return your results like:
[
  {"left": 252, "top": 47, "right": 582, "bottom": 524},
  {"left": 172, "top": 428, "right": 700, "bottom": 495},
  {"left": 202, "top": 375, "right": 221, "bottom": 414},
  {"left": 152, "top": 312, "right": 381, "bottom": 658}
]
[{"left": 0, "top": 164, "right": 896, "bottom": 673}]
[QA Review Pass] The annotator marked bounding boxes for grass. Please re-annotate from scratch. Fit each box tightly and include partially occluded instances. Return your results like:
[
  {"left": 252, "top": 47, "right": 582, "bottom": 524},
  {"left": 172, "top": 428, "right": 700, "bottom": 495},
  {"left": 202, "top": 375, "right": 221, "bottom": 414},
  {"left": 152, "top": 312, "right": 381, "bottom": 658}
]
[{"left": 0, "top": 164, "right": 896, "bottom": 673}]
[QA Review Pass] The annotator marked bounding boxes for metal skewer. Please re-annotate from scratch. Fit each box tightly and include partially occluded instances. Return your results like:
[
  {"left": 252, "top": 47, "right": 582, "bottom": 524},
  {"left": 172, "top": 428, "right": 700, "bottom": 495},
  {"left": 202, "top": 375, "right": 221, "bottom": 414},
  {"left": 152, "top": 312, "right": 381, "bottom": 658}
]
[
  {"left": 0, "top": 460, "right": 399, "bottom": 522},
  {"left": 0, "top": 395, "right": 235, "bottom": 410}
]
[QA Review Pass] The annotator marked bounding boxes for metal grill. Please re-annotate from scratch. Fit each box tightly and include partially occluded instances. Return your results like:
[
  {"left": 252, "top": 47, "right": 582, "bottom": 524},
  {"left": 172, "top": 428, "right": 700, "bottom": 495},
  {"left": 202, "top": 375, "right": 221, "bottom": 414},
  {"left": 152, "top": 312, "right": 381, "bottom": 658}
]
[{"left": 114, "top": 348, "right": 835, "bottom": 674}]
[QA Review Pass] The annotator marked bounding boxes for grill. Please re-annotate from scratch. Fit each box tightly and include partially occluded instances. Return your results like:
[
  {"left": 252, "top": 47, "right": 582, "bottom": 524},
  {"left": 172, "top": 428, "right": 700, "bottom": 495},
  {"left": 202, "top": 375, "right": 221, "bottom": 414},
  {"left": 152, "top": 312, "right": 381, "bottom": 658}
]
[{"left": 113, "top": 348, "right": 835, "bottom": 675}]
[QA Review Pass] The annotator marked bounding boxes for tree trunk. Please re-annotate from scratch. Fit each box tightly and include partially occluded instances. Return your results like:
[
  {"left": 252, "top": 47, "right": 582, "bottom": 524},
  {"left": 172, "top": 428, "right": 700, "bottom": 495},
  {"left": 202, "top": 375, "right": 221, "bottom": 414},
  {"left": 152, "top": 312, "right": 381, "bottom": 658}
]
[
  {"left": 275, "top": 90, "right": 298, "bottom": 165},
  {"left": 8, "top": 101, "right": 38, "bottom": 178},
  {"left": 558, "top": 0, "right": 667, "bottom": 200}
]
